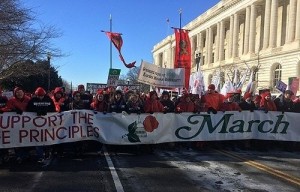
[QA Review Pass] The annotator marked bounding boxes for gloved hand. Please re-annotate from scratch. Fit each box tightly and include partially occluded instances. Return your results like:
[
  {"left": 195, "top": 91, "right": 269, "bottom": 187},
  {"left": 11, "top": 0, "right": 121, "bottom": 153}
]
[
  {"left": 208, "top": 107, "right": 217, "bottom": 114},
  {"left": 15, "top": 108, "right": 23, "bottom": 115},
  {"left": 264, "top": 110, "right": 268, "bottom": 113},
  {"left": 0, "top": 109, "right": 3, "bottom": 114}
]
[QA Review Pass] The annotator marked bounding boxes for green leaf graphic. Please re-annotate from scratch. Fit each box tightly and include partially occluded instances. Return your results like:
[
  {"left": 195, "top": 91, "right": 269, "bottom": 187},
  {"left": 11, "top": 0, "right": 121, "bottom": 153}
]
[
  {"left": 128, "top": 121, "right": 137, "bottom": 134},
  {"left": 127, "top": 133, "right": 141, "bottom": 143}
]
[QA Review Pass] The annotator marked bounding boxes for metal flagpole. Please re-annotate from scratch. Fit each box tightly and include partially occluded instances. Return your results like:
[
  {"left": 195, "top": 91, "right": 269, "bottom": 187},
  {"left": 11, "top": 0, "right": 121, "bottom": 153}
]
[{"left": 110, "top": 14, "right": 112, "bottom": 69}]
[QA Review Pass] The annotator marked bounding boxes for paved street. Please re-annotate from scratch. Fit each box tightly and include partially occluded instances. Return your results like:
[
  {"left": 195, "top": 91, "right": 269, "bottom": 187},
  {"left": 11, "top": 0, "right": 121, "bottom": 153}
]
[{"left": 0, "top": 144, "right": 300, "bottom": 192}]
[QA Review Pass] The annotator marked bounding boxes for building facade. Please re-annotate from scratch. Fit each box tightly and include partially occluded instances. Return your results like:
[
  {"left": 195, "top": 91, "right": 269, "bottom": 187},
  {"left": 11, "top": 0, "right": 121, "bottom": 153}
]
[{"left": 152, "top": 0, "right": 300, "bottom": 94}]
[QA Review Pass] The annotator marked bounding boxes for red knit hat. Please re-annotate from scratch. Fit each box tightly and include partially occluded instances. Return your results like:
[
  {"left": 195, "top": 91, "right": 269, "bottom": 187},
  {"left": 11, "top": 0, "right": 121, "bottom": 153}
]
[
  {"left": 208, "top": 84, "right": 215, "bottom": 90},
  {"left": 35, "top": 87, "right": 46, "bottom": 96}
]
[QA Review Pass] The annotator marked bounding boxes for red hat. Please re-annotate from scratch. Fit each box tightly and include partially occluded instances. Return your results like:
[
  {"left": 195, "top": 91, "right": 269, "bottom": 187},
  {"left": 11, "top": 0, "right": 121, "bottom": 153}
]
[
  {"left": 35, "top": 87, "right": 46, "bottom": 96},
  {"left": 243, "top": 92, "right": 252, "bottom": 100},
  {"left": 208, "top": 84, "right": 215, "bottom": 90}
]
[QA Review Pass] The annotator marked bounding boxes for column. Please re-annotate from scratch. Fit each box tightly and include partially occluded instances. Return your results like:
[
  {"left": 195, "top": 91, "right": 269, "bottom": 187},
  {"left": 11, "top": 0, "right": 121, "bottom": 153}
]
[
  {"left": 219, "top": 20, "right": 225, "bottom": 61},
  {"left": 215, "top": 23, "right": 220, "bottom": 62},
  {"left": 287, "top": 0, "right": 297, "bottom": 42},
  {"left": 263, "top": 0, "right": 272, "bottom": 49},
  {"left": 249, "top": 4, "right": 257, "bottom": 53},
  {"left": 244, "top": 6, "right": 251, "bottom": 54},
  {"left": 295, "top": 0, "right": 300, "bottom": 40},
  {"left": 228, "top": 15, "right": 234, "bottom": 58},
  {"left": 269, "top": 0, "right": 278, "bottom": 48},
  {"left": 205, "top": 28, "right": 209, "bottom": 65},
  {"left": 198, "top": 32, "right": 204, "bottom": 66},
  {"left": 208, "top": 27, "right": 213, "bottom": 64},
  {"left": 232, "top": 13, "right": 239, "bottom": 58}
]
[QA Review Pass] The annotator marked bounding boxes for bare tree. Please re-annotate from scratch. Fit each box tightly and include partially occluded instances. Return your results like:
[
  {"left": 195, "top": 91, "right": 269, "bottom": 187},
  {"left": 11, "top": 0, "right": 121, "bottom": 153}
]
[{"left": 0, "top": 0, "right": 61, "bottom": 81}]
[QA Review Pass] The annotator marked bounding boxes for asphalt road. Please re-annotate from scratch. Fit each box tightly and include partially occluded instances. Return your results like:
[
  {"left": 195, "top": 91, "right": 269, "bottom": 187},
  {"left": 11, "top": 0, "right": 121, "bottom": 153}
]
[{"left": 0, "top": 143, "right": 300, "bottom": 192}]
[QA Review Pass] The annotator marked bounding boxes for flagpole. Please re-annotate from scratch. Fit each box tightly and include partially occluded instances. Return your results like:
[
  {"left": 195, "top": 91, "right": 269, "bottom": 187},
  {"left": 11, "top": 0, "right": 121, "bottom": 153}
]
[{"left": 110, "top": 14, "right": 112, "bottom": 69}]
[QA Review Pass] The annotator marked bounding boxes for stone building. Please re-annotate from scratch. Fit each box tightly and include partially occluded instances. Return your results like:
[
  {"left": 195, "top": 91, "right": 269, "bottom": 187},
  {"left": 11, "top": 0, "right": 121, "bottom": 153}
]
[{"left": 152, "top": 0, "right": 300, "bottom": 95}]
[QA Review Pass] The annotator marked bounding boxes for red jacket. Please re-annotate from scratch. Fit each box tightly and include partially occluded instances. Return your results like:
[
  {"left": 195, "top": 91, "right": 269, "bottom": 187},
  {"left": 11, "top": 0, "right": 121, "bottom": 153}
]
[
  {"left": 201, "top": 92, "right": 224, "bottom": 111},
  {"left": 5, "top": 96, "right": 31, "bottom": 112},
  {"left": 176, "top": 101, "right": 195, "bottom": 112},
  {"left": 143, "top": 99, "right": 164, "bottom": 113}
]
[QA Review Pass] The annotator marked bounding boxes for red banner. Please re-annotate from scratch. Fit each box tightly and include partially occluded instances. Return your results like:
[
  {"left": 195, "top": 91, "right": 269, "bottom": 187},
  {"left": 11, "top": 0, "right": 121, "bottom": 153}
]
[
  {"left": 174, "top": 28, "right": 191, "bottom": 89},
  {"left": 105, "top": 32, "right": 136, "bottom": 68}
]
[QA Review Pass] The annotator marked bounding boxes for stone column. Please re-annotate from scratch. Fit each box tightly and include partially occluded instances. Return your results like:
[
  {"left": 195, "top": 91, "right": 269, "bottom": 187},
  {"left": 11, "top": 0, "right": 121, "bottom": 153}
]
[
  {"left": 269, "top": 0, "right": 278, "bottom": 48},
  {"left": 288, "top": 0, "right": 297, "bottom": 42},
  {"left": 244, "top": 6, "right": 251, "bottom": 54},
  {"left": 232, "top": 13, "right": 239, "bottom": 58},
  {"left": 228, "top": 15, "right": 234, "bottom": 58},
  {"left": 219, "top": 20, "right": 225, "bottom": 61},
  {"left": 208, "top": 27, "right": 213, "bottom": 64},
  {"left": 205, "top": 28, "right": 209, "bottom": 65},
  {"left": 263, "top": 0, "right": 272, "bottom": 49},
  {"left": 295, "top": 0, "right": 300, "bottom": 40},
  {"left": 215, "top": 23, "right": 220, "bottom": 62},
  {"left": 249, "top": 4, "right": 257, "bottom": 53}
]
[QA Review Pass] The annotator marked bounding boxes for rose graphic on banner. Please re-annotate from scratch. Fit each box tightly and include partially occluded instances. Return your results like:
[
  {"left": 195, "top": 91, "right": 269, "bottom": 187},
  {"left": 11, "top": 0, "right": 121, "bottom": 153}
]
[{"left": 123, "top": 115, "right": 159, "bottom": 143}]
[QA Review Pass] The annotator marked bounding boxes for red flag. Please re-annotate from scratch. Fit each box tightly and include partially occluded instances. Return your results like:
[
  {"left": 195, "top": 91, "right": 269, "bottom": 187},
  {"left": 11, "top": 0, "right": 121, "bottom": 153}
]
[
  {"left": 105, "top": 32, "right": 123, "bottom": 52},
  {"left": 174, "top": 28, "right": 191, "bottom": 89},
  {"left": 105, "top": 31, "right": 136, "bottom": 68}
]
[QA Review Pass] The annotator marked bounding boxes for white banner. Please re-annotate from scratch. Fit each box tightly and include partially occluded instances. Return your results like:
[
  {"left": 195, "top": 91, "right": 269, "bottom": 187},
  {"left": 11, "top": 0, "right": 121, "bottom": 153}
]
[
  {"left": 1, "top": 110, "right": 300, "bottom": 148},
  {"left": 138, "top": 61, "right": 185, "bottom": 88}
]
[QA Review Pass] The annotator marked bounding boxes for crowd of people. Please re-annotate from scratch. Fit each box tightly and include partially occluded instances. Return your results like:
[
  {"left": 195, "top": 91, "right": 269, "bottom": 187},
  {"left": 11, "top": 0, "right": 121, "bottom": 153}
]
[{"left": 0, "top": 83, "right": 300, "bottom": 165}]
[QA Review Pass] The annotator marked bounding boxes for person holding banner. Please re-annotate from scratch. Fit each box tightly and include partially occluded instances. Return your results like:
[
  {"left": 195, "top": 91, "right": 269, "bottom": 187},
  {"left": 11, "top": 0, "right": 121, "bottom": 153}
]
[
  {"left": 51, "top": 87, "right": 69, "bottom": 112},
  {"left": 144, "top": 91, "right": 164, "bottom": 113},
  {"left": 259, "top": 92, "right": 277, "bottom": 112},
  {"left": 5, "top": 87, "right": 30, "bottom": 114},
  {"left": 220, "top": 92, "right": 242, "bottom": 112},
  {"left": 274, "top": 90, "right": 295, "bottom": 112},
  {"left": 200, "top": 84, "right": 224, "bottom": 114},
  {"left": 160, "top": 91, "right": 175, "bottom": 113},
  {"left": 175, "top": 93, "right": 195, "bottom": 113},
  {"left": 126, "top": 93, "right": 144, "bottom": 114},
  {"left": 239, "top": 92, "right": 256, "bottom": 111},
  {"left": 109, "top": 90, "right": 127, "bottom": 113},
  {"left": 90, "top": 89, "right": 109, "bottom": 113},
  {"left": 27, "top": 87, "right": 56, "bottom": 164}
]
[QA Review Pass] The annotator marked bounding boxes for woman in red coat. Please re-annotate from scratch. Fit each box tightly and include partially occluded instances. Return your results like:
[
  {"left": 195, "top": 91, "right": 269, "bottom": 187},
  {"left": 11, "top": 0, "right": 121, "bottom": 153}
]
[
  {"left": 5, "top": 87, "right": 31, "bottom": 114},
  {"left": 176, "top": 93, "right": 195, "bottom": 112},
  {"left": 260, "top": 92, "right": 277, "bottom": 111},
  {"left": 143, "top": 91, "right": 164, "bottom": 113}
]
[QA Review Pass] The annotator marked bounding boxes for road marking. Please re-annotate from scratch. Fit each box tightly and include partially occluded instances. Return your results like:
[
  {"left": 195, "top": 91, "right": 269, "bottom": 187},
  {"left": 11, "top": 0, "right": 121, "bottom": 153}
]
[
  {"left": 103, "top": 145, "right": 124, "bottom": 192},
  {"left": 216, "top": 149, "right": 300, "bottom": 186}
]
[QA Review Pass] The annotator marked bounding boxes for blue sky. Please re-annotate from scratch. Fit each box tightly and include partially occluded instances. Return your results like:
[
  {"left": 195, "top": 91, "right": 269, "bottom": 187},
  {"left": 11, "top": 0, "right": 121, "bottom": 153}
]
[{"left": 20, "top": 0, "right": 220, "bottom": 87}]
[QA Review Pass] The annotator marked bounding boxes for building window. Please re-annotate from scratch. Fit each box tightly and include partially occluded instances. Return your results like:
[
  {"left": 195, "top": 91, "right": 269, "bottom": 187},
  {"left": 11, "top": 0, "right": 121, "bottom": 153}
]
[{"left": 273, "top": 64, "right": 282, "bottom": 87}]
